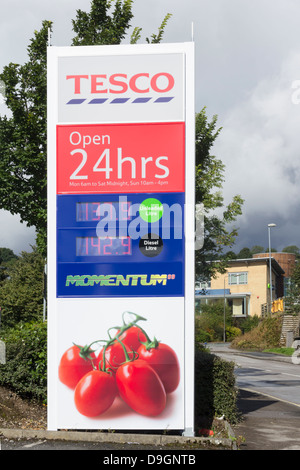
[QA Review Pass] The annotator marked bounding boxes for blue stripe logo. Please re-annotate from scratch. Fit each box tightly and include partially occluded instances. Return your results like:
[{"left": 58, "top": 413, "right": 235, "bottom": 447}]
[{"left": 67, "top": 97, "right": 174, "bottom": 105}]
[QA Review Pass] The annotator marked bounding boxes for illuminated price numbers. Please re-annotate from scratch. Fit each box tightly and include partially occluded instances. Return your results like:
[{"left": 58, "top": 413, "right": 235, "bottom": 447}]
[
  {"left": 76, "top": 236, "right": 132, "bottom": 256},
  {"left": 76, "top": 201, "right": 131, "bottom": 222}
]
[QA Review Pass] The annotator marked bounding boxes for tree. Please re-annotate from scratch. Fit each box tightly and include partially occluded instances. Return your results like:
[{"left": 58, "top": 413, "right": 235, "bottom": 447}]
[
  {"left": 0, "top": 21, "right": 50, "bottom": 254},
  {"left": 250, "top": 245, "right": 264, "bottom": 255},
  {"left": 237, "top": 247, "right": 252, "bottom": 259},
  {"left": 195, "top": 108, "right": 244, "bottom": 279},
  {"left": 0, "top": 0, "right": 171, "bottom": 256},
  {"left": 0, "top": 247, "right": 44, "bottom": 327},
  {"left": 0, "top": 247, "right": 18, "bottom": 283},
  {"left": 72, "top": 0, "right": 171, "bottom": 46},
  {"left": 282, "top": 245, "right": 300, "bottom": 258},
  {"left": 72, "top": 0, "right": 133, "bottom": 46}
]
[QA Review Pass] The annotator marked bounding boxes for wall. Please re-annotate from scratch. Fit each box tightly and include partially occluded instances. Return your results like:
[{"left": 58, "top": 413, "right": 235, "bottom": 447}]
[
  {"left": 253, "top": 252, "right": 296, "bottom": 278},
  {"left": 210, "top": 260, "right": 270, "bottom": 316}
]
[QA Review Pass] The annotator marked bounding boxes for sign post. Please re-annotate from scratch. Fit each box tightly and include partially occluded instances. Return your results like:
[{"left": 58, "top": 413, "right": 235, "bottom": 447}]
[{"left": 47, "top": 43, "right": 195, "bottom": 434}]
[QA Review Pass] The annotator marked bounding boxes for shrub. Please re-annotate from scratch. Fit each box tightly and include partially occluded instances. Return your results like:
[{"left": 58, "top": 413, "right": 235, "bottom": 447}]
[
  {"left": 233, "top": 314, "right": 259, "bottom": 334},
  {"left": 195, "top": 328, "right": 213, "bottom": 345},
  {"left": 225, "top": 326, "right": 242, "bottom": 341},
  {"left": 195, "top": 301, "right": 233, "bottom": 342},
  {"left": 0, "top": 321, "right": 47, "bottom": 402},
  {"left": 231, "top": 315, "right": 283, "bottom": 351},
  {"left": 0, "top": 248, "right": 44, "bottom": 327},
  {"left": 195, "top": 349, "right": 240, "bottom": 428}
]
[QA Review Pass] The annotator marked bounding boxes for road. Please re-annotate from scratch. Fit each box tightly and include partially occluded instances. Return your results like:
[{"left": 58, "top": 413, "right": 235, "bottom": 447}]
[
  {"left": 209, "top": 343, "right": 300, "bottom": 450},
  {"left": 209, "top": 343, "right": 300, "bottom": 406}
]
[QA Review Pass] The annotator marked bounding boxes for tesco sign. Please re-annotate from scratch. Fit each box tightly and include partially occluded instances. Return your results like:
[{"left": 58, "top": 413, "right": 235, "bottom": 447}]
[
  {"left": 48, "top": 42, "right": 195, "bottom": 435},
  {"left": 66, "top": 73, "right": 175, "bottom": 95},
  {"left": 57, "top": 49, "right": 184, "bottom": 123}
]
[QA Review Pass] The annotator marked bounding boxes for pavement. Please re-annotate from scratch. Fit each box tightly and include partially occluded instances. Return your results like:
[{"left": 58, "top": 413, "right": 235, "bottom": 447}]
[{"left": 1, "top": 344, "right": 299, "bottom": 451}]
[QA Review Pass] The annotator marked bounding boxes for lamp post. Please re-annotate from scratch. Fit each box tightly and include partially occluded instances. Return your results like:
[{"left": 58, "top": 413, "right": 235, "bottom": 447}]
[{"left": 268, "top": 223, "right": 276, "bottom": 315}]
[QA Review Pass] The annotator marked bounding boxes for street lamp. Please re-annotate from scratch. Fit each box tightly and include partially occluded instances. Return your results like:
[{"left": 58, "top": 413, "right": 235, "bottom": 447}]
[{"left": 268, "top": 223, "right": 277, "bottom": 315}]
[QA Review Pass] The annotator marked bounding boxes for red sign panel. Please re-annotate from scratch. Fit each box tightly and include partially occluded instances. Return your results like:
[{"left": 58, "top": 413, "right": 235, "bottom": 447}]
[{"left": 57, "top": 122, "right": 185, "bottom": 194}]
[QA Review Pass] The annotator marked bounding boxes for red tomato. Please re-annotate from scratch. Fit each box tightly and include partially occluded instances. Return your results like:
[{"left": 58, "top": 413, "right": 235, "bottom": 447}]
[
  {"left": 74, "top": 369, "right": 117, "bottom": 417},
  {"left": 137, "top": 343, "right": 180, "bottom": 393},
  {"left": 116, "top": 359, "right": 166, "bottom": 416},
  {"left": 96, "top": 341, "right": 134, "bottom": 374},
  {"left": 116, "top": 325, "right": 147, "bottom": 352},
  {"left": 58, "top": 345, "right": 96, "bottom": 389}
]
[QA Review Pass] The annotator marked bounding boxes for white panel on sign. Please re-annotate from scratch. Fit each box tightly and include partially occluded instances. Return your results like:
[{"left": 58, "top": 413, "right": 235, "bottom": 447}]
[{"left": 58, "top": 52, "right": 184, "bottom": 123}]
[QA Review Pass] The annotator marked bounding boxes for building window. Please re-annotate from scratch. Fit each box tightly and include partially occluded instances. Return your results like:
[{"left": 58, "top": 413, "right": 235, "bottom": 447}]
[{"left": 228, "top": 272, "right": 248, "bottom": 285}]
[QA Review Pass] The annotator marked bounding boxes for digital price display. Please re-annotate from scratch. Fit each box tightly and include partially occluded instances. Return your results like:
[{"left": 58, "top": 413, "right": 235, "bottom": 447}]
[
  {"left": 56, "top": 192, "right": 185, "bottom": 297},
  {"left": 76, "top": 201, "right": 131, "bottom": 222},
  {"left": 76, "top": 236, "right": 132, "bottom": 256}
]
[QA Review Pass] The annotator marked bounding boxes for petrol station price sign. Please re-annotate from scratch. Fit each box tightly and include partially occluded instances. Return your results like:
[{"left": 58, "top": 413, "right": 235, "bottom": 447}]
[{"left": 47, "top": 43, "right": 195, "bottom": 434}]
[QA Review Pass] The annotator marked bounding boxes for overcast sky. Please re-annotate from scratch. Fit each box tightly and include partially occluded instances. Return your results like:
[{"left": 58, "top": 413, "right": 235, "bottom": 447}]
[{"left": 0, "top": 0, "right": 300, "bottom": 255}]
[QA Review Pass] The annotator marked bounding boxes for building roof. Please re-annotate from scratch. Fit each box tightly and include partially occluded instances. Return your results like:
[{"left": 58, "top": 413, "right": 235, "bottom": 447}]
[{"left": 225, "top": 257, "right": 285, "bottom": 275}]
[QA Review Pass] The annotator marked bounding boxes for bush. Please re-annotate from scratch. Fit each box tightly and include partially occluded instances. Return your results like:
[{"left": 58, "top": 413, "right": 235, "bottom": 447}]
[
  {"left": 0, "top": 248, "right": 44, "bottom": 327},
  {"left": 195, "top": 349, "right": 240, "bottom": 428},
  {"left": 195, "top": 328, "right": 213, "bottom": 345},
  {"left": 235, "top": 314, "right": 259, "bottom": 334},
  {"left": 231, "top": 315, "right": 283, "bottom": 351},
  {"left": 195, "top": 301, "right": 233, "bottom": 342},
  {"left": 0, "top": 321, "right": 47, "bottom": 402},
  {"left": 225, "top": 325, "right": 242, "bottom": 341}
]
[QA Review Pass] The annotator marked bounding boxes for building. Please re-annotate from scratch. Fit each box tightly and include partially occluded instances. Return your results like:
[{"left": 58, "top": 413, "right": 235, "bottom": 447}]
[
  {"left": 252, "top": 252, "right": 296, "bottom": 296},
  {"left": 196, "top": 257, "right": 285, "bottom": 317}
]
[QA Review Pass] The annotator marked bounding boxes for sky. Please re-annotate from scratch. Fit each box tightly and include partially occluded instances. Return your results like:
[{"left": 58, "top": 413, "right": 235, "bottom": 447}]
[{"left": 0, "top": 0, "right": 300, "bottom": 255}]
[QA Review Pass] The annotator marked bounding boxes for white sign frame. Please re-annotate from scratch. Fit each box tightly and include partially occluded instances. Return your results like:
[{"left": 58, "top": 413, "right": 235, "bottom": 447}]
[{"left": 47, "top": 42, "right": 195, "bottom": 435}]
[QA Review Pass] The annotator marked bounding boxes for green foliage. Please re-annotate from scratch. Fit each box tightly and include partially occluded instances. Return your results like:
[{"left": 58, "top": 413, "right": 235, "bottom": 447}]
[
  {"left": 195, "top": 301, "right": 232, "bottom": 342},
  {"left": 72, "top": 0, "right": 134, "bottom": 45},
  {"left": 145, "top": 13, "right": 172, "bottom": 44},
  {"left": 225, "top": 326, "right": 242, "bottom": 341},
  {"left": 236, "top": 247, "right": 252, "bottom": 259},
  {"left": 0, "top": 248, "right": 44, "bottom": 328},
  {"left": 195, "top": 329, "right": 213, "bottom": 345},
  {"left": 0, "top": 21, "right": 51, "bottom": 256},
  {"left": 250, "top": 245, "right": 264, "bottom": 255},
  {"left": 263, "top": 347, "right": 294, "bottom": 356},
  {"left": 0, "top": 321, "right": 47, "bottom": 402},
  {"left": 0, "top": 247, "right": 18, "bottom": 283},
  {"left": 231, "top": 315, "right": 283, "bottom": 351},
  {"left": 195, "top": 349, "right": 239, "bottom": 427},
  {"left": 0, "top": 248, "right": 18, "bottom": 264},
  {"left": 237, "top": 314, "right": 260, "bottom": 333},
  {"left": 282, "top": 245, "right": 300, "bottom": 258}
]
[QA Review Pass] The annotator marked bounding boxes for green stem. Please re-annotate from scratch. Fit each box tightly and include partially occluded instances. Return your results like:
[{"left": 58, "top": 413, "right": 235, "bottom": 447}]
[{"left": 81, "top": 312, "right": 150, "bottom": 371}]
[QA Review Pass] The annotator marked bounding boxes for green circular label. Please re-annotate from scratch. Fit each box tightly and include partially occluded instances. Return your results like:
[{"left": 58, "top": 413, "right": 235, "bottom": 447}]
[{"left": 139, "top": 198, "right": 163, "bottom": 223}]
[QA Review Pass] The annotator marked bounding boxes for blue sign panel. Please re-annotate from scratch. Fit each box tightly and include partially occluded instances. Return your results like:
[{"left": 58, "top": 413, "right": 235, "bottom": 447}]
[{"left": 57, "top": 193, "right": 185, "bottom": 297}]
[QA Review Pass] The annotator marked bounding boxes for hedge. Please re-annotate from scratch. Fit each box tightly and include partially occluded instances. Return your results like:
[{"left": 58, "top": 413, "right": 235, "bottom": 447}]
[
  {"left": 0, "top": 321, "right": 47, "bottom": 402},
  {"left": 195, "top": 348, "right": 240, "bottom": 427}
]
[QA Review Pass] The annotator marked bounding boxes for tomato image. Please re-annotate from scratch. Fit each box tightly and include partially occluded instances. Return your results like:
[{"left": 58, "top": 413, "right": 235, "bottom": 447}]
[
  {"left": 116, "top": 325, "right": 147, "bottom": 352},
  {"left": 74, "top": 369, "right": 117, "bottom": 417},
  {"left": 58, "top": 344, "right": 96, "bottom": 389},
  {"left": 96, "top": 341, "right": 134, "bottom": 374},
  {"left": 137, "top": 342, "right": 180, "bottom": 393},
  {"left": 116, "top": 359, "right": 166, "bottom": 416}
]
